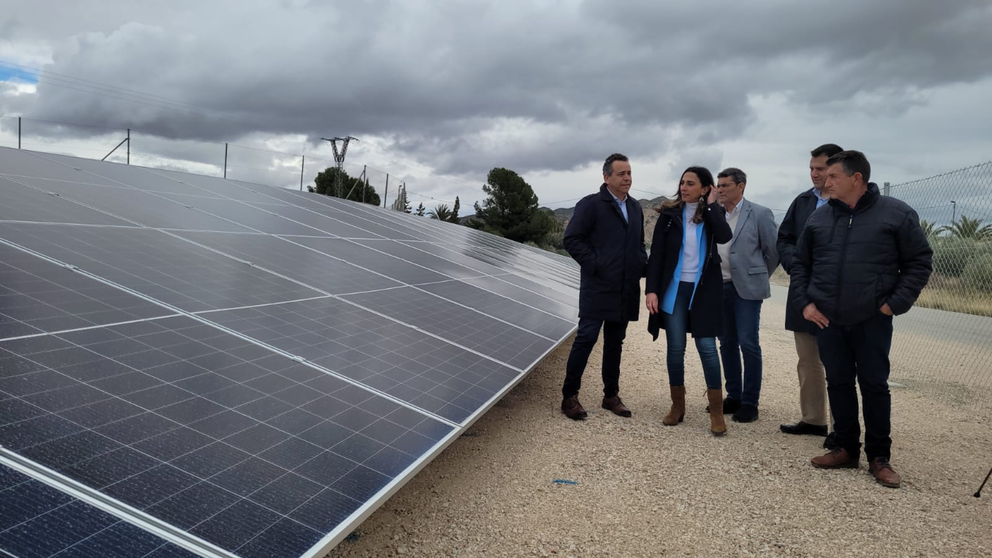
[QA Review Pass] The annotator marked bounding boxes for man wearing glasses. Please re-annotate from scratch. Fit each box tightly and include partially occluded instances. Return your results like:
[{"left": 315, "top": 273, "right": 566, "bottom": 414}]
[{"left": 714, "top": 168, "right": 778, "bottom": 423}]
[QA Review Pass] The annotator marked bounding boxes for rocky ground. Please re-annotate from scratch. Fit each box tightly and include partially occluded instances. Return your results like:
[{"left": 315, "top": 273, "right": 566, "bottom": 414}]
[{"left": 328, "top": 293, "right": 992, "bottom": 557}]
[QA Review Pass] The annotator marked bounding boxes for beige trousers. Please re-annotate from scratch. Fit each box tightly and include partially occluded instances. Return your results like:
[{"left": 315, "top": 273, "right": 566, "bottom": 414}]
[{"left": 794, "top": 331, "right": 828, "bottom": 426}]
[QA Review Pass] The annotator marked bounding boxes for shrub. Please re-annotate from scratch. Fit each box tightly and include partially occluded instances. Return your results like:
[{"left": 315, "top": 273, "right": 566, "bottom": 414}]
[
  {"left": 931, "top": 237, "right": 978, "bottom": 277},
  {"left": 962, "top": 247, "right": 992, "bottom": 294}
]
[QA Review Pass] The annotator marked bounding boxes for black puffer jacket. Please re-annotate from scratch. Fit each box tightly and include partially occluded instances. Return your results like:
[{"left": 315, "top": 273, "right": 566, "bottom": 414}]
[{"left": 790, "top": 183, "right": 933, "bottom": 326}]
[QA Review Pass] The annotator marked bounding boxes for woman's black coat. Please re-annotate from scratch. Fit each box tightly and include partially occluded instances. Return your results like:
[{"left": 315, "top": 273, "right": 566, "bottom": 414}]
[{"left": 646, "top": 202, "right": 733, "bottom": 340}]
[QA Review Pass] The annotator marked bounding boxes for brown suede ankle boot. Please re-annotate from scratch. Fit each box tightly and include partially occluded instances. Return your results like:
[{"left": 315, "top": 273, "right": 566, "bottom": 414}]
[
  {"left": 663, "top": 386, "right": 685, "bottom": 426},
  {"left": 707, "top": 389, "right": 727, "bottom": 436}
]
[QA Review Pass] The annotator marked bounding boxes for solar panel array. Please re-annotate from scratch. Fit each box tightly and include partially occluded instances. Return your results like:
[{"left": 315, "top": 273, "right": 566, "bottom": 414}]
[{"left": 0, "top": 147, "right": 579, "bottom": 558}]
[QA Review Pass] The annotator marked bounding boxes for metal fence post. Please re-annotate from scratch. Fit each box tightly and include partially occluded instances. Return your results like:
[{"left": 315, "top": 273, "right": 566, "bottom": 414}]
[
  {"left": 17, "top": 117, "right": 21, "bottom": 149},
  {"left": 300, "top": 155, "right": 305, "bottom": 191},
  {"left": 883, "top": 181, "right": 890, "bottom": 196},
  {"left": 127, "top": 129, "right": 130, "bottom": 165},
  {"left": 383, "top": 174, "right": 390, "bottom": 208},
  {"left": 223, "top": 143, "right": 228, "bottom": 179}
]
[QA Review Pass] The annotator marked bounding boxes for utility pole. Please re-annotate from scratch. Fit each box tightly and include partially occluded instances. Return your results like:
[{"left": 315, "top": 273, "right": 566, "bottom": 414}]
[{"left": 321, "top": 136, "right": 359, "bottom": 198}]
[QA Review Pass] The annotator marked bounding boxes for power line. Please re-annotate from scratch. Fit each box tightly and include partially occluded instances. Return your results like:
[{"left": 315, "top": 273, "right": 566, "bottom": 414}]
[{"left": 0, "top": 60, "right": 251, "bottom": 123}]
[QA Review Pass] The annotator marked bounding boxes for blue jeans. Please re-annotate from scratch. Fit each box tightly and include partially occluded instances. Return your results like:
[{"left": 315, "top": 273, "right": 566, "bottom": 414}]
[
  {"left": 663, "top": 282, "right": 722, "bottom": 389},
  {"left": 718, "top": 282, "right": 764, "bottom": 406}
]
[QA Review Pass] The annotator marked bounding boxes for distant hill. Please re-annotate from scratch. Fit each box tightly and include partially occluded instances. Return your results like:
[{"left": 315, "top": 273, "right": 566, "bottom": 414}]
[{"left": 549, "top": 195, "right": 671, "bottom": 246}]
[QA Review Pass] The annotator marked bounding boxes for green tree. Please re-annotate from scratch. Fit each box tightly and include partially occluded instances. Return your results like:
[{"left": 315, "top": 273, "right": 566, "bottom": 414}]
[
  {"left": 946, "top": 215, "right": 992, "bottom": 240},
  {"left": 427, "top": 204, "right": 454, "bottom": 221},
  {"left": 415, "top": 202, "right": 426, "bottom": 217},
  {"left": 313, "top": 167, "right": 380, "bottom": 206},
  {"left": 920, "top": 219, "right": 947, "bottom": 239},
  {"left": 471, "top": 168, "right": 552, "bottom": 243},
  {"left": 449, "top": 196, "right": 461, "bottom": 223}
]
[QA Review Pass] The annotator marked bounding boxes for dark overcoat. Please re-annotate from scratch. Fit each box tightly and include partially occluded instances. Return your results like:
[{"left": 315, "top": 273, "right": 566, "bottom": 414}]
[
  {"left": 563, "top": 184, "right": 648, "bottom": 323},
  {"left": 777, "top": 189, "right": 822, "bottom": 334}
]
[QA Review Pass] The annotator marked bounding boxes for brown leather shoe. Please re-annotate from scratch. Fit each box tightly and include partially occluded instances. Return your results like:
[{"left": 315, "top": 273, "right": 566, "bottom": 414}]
[
  {"left": 811, "top": 448, "right": 859, "bottom": 469},
  {"left": 869, "top": 457, "right": 901, "bottom": 488},
  {"left": 601, "top": 396, "right": 632, "bottom": 417},
  {"left": 561, "top": 396, "right": 587, "bottom": 420}
]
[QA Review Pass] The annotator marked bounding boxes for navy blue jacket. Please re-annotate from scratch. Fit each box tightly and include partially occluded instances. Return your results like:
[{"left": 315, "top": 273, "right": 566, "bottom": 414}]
[
  {"left": 778, "top": 188, "right": 824, "bottom": 334},
  {"left": 563, "top": 184, "right": 648, "bottom": 322}
]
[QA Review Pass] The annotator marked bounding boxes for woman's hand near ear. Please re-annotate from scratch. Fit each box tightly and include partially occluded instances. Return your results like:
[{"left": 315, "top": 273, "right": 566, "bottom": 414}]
[{"left": 707, "top": 186, "right": 718, "bottom": 205}]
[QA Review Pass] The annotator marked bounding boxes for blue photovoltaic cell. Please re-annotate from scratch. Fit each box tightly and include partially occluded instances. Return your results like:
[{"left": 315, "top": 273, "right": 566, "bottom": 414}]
[
  {"left": 343, "top": 286, "right": 555, "bottom": 370},
  {"left": 28, "top": 151, "right": 227, "bottom": 198},
  {"left": 174, "top": 231, "right": 403, "bottom": 295},
  {"left": 417, "top": 280, "right": 575, "bottom": 339},
  {"left": 0, "top": 462, "right": 197, "bottom": 558},
  {"left": 0, "top": 315, "right": 453, "bottom": 557},
  {"left": 0, "top": 148, "right": 121, "bottom": 188},
  {"left": 284, "top": 235, "right": 452, "bottom": 286},
  {"left": 11, "top": 177, "right": 254, "bottom": 233},
  {"left": 0, "top": 146, "right": 581, "bottom": 557},
  {"left": 202, "top": 297, "right": 521, "bottom": 423},
  {"left": 0, "top": 243, "right": 172, "bottom": 339},
  {"left": 0, "top": 175, "right": 136, "bottom": 227},
  {"left": 0, "top": 223, "right": 323, "bottom": 312},
  {"left": 244, "top": 202, "right": 385, "bottom": 238},
  {"left": 155, "top": 193, "right": 330, "bottom": 237}
]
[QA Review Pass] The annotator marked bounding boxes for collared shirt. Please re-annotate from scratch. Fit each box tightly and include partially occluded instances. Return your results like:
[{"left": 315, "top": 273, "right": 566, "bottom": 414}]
[
  {"left": 609, "top": 190, "right": 628, "bottom": 223},
  {"left": 812, "top": 187, "right": 829, "bottom": 209},
  {"left": 719, "top": 199, "right": 743, "bottom": 282}
]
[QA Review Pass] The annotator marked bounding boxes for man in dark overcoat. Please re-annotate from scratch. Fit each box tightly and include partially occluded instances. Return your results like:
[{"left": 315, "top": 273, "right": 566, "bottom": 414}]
[{"left": 560, "top": 153, "right": 648, "bottom": 420}]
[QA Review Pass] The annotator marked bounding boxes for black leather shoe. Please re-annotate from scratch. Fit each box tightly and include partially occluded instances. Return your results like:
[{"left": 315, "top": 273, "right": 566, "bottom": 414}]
[
  {"left": 706, "top": 397, "right": 741, "bottom": 415},
  {"left": 732, "top": 404, "right": 759, "bottom": 423},
  {"left": 780, "top": 421, "right": 828, "bottom": 436}
]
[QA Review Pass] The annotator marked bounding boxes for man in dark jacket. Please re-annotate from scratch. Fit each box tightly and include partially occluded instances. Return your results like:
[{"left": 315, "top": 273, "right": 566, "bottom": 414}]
[
  {"left": 778, "top": 143, "right": 843, "bottom": 444},
  {"left": 791, "top": 150, "right": 932, "bottom": 488},
  {"left": 560, "top": 153, "right": 648, "bottom": 420}
]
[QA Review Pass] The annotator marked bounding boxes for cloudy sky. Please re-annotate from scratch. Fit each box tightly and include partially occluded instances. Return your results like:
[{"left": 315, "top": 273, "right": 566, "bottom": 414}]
[{"left": 2, "top": 0, "right": 992, "bottom": 220}]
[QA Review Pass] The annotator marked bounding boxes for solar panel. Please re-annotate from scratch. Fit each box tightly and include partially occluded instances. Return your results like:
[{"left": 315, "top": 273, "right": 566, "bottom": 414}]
[
  {"left": 0, "top": 315, "right": 453, "bottom": 557},
  {"left": 0, "top": 460, "right": 198, "bottom": 558},
  {"left": 0, "top": 146, "right": 578, "bottom": 557},
  {"left": 0, "top": 176, "right": 135, "bottom": 227}
]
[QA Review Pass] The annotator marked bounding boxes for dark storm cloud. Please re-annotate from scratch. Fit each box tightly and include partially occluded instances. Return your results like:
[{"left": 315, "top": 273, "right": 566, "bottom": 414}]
[{"left": 3, "top": 0, "right": 992, "bottom": 177}]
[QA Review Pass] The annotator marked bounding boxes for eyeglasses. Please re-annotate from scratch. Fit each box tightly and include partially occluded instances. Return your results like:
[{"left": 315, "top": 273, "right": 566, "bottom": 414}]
[{"left": 716, "top": 182, "right": 739, "bottom": 189}]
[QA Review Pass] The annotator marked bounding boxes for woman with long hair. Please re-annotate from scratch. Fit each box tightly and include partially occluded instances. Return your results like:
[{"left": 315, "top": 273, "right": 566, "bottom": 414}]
[{"left": 645, "top": 166, "right": 733, "bottom": 436}]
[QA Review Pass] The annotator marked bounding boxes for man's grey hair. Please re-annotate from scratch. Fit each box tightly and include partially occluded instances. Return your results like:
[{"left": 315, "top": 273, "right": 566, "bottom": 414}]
[
  {"left": 603, "top": 153, "right": 629, "bottom": 177},
  {"left": 717, "top": 167, "right": 747, "bottom": 186}
]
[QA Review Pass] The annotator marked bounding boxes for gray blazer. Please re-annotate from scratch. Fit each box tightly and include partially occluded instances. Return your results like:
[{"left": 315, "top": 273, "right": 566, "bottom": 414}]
[{"left": 722, "top": 199, "right": 779, "bottom": 300}]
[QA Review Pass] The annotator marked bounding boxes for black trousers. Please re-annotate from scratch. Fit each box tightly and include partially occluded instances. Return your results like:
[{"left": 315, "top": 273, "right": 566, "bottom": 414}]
[
  {"left": 562, "top": 318, "right": 628, "bottom": 399},
  {"left": 817, "top": 312, "right": 894, "bottom": 460}
]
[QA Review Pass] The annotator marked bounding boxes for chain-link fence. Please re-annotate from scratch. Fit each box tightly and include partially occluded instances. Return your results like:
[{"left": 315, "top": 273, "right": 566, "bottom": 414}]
[
  {"left": 886, "top": 162, "right": 992, "bottom": 406},
  {"left": 0, "top": 115, "right": 422, "bottom": 208}
]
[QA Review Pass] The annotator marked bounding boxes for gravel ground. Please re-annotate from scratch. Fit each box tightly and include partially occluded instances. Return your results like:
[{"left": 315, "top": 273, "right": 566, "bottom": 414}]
[{"left": 328, "top": 292, "right": 992, "bottom": 557}]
